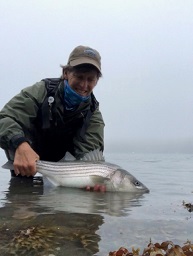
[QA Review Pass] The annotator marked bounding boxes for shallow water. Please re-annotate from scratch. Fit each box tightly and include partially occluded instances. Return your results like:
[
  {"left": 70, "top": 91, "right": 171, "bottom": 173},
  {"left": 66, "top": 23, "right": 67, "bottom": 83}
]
[{"left": 0, "top": 152, "right": 192, "bottom": 255}]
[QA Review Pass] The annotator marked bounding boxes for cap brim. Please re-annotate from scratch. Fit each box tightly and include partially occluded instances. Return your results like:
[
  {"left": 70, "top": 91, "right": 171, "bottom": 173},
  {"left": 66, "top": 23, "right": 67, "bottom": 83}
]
[{"left": 69, "top": 57, "right": 101, "bottom": 73}]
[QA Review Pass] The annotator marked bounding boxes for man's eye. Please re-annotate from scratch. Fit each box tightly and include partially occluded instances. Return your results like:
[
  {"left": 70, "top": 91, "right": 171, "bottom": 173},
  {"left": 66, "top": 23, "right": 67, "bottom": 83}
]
[
  {"left": 88, "top": 78, "right": 96, "bottom": 82},
  {"left": 74, "top": 75, "right": 82, "bottom": 80}
]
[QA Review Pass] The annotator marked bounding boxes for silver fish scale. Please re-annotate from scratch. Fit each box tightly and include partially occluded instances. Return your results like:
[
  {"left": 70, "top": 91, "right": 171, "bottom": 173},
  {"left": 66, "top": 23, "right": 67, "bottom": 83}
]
[
  {"left": 1, "top": 149, "right": 149, "bottom": 192},
  {"left": 36, "top": 160, "right": 118, "bottom": 178}
]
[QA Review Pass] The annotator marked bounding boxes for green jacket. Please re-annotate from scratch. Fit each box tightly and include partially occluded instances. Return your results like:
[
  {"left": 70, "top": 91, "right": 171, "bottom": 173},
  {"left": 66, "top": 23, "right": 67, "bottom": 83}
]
[{"left": 0, "top": 80, "right": 105, "bottom": 161}]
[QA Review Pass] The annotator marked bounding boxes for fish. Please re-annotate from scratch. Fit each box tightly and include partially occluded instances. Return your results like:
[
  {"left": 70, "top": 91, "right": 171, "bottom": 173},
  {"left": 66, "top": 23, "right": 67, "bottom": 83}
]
[{"left": 2, "top": 149, "right": 149, "bottom": 193}]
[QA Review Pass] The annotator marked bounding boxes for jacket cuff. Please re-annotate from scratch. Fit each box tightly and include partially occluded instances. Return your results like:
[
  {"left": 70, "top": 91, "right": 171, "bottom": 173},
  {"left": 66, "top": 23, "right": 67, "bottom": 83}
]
[{"left": 10, "top": 135, "right": 30, "bottom": 151}]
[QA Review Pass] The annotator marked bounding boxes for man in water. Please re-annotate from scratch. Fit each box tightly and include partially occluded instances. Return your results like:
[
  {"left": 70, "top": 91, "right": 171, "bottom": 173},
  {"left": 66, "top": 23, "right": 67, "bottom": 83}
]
[{"left": 0, "top": 45, "right": 105, "bottom": 183}]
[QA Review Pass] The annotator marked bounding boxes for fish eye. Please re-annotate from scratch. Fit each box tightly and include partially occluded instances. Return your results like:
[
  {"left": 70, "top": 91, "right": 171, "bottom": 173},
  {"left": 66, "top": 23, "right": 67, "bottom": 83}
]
[{"left": 134, "top": 180, "right": 141, "bottom": 187}]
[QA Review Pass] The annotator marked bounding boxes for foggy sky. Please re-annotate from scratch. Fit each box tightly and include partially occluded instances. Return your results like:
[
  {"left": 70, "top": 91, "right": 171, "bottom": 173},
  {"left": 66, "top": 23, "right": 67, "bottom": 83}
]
[{"left": 0, "top": 0, "right": 193, "bottom": 153}]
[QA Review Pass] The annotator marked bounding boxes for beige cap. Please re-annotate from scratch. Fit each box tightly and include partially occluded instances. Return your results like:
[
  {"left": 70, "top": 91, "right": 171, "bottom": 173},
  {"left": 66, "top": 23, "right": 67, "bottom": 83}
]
[{"left": 67, "top": 45, "right": 101, "bottom": 73}]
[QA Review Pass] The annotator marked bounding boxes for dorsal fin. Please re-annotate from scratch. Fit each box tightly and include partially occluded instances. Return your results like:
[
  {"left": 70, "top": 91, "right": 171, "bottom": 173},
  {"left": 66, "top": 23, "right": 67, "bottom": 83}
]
[
  {"left": 81, "top": 149, "right": 105, "bottom": 161},
  {"left": 59, "top": 152, "right": 76, "bottom": 162}
]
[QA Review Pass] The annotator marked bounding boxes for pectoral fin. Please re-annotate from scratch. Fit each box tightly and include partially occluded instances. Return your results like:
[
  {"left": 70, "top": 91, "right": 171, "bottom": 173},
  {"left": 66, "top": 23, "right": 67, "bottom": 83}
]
[{"left": 90, "top": 175, "right": 108, "bottom": 184}]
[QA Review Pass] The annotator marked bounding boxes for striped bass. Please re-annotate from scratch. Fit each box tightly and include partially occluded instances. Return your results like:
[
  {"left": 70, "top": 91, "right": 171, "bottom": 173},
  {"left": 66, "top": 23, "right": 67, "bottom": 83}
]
[{"left": 2, "top": 150, "right": 149, "bottom": 193}]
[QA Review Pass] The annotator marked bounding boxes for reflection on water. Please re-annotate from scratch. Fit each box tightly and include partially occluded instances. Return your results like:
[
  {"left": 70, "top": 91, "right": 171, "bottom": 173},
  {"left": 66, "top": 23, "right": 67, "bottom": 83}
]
[
  {"left": 38, "top": 177, "right": 146, "bottom": 217},
  {"left": 0, "top": 175, "right": 146, "bottom": 256},
  {"left": 0, "top": 177, "right": 103, "bottom": 255},
  {"left": 0, "top": 153, "right": 193, "bottom": 255}
]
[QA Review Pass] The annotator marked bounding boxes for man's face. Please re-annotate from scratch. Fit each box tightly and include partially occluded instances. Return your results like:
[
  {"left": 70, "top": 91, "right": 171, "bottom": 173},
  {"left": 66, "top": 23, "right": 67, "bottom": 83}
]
[{"left": 66, "top": 70, "right": 98, "bottom": 97}]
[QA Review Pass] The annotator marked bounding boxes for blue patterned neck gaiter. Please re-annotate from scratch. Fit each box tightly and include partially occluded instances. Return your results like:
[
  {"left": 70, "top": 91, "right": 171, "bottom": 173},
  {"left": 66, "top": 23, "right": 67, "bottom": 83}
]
[{"left": 64, "top": 80, "right": 90, "bottom": 110}]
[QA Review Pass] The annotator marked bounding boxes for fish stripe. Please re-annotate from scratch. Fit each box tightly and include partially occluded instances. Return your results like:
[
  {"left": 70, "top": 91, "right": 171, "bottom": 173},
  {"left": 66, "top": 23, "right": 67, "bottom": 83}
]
[{"left": 36, "top": 161, "right": 115, "bottom": 178}]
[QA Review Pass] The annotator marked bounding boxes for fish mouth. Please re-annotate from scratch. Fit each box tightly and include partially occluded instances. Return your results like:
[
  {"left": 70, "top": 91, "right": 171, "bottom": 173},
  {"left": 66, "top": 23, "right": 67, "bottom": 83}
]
[
  {"left": 139, "top": 187, "right": 150, "bottom": 193},
  {"left": 133, "top": 182, "right": 150, "bottom": 193},
  {"left": 130, "top": 177, "right": 150, "bottom": 193}
]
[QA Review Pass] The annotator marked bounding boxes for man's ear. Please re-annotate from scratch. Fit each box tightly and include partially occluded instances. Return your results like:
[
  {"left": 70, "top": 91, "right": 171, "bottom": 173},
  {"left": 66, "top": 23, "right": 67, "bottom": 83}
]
[{"left": 63, "top": 70, "right": 68, "bottom": 79}]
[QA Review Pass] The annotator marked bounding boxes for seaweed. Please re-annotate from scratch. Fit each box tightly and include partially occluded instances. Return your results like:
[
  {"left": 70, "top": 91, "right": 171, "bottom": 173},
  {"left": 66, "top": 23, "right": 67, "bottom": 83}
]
[
  {"left": 108, "top": 240, "right": 193, "bottom": 256},
  {"left": 183, "top": 201, "right": 193, "bottom": 213}
]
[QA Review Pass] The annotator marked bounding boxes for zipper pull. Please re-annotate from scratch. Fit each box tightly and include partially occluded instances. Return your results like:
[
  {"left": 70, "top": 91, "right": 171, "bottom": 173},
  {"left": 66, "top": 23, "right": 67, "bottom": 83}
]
[{"left": 48, "top": 96, "right": 54, "bottom": 121}]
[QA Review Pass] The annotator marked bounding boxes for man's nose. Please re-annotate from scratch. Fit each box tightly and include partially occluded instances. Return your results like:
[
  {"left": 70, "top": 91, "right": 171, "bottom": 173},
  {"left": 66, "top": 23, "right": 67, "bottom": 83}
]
[{"left": 80, "top": 79, "right": 88, "bottom": 89}]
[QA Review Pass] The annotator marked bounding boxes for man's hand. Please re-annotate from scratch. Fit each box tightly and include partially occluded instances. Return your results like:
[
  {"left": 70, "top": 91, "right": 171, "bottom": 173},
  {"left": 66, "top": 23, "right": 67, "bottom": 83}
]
[
  {"left": 14, "top": 142, "right": 40, "bottom": 177},
  {"left": 86, "top": 184, "right": 106, "bottom": 192}
]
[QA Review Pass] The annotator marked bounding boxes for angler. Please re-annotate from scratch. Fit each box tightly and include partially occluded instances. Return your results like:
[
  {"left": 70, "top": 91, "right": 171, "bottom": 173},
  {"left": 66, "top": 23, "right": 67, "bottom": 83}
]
[{"left": 0, "top": 45, "right": 104, "bottom": 178}]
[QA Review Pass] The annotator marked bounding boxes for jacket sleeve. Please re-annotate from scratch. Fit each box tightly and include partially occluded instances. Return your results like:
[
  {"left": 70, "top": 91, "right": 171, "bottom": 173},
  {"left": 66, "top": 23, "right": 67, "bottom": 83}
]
[
  {"left": 0, "top": 81, "right": 46, "bottom": 151},
  {"left": 73, "top": 107, "right": 105, "bottom": 159}
]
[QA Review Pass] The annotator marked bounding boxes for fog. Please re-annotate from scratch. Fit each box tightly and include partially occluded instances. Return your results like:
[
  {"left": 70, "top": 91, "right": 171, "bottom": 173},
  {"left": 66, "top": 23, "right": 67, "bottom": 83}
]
[{"left": 0, "top": 0, "right": 193, "bottom": 153}]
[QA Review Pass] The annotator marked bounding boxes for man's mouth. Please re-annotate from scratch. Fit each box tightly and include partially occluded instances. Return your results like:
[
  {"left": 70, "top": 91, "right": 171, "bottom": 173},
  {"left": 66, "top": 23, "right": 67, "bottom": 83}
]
[{"left": 76, "top": 89, "right": 88, "bottom": 96}]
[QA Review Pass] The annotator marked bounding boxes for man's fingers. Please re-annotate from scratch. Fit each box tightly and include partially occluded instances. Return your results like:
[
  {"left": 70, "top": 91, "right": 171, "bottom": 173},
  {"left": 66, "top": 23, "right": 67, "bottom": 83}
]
[
  {"left": 85, "top": 184, "right": 106, "bottom": 192},
  {"left": 99, "top": 185, "right": 106, "bottom": 192},
  {"left": 13, "top": 162, "right": 37, "bottom": 177},
  {"left": 14, "top": 167, "right": 20, "bottom": 176}
]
